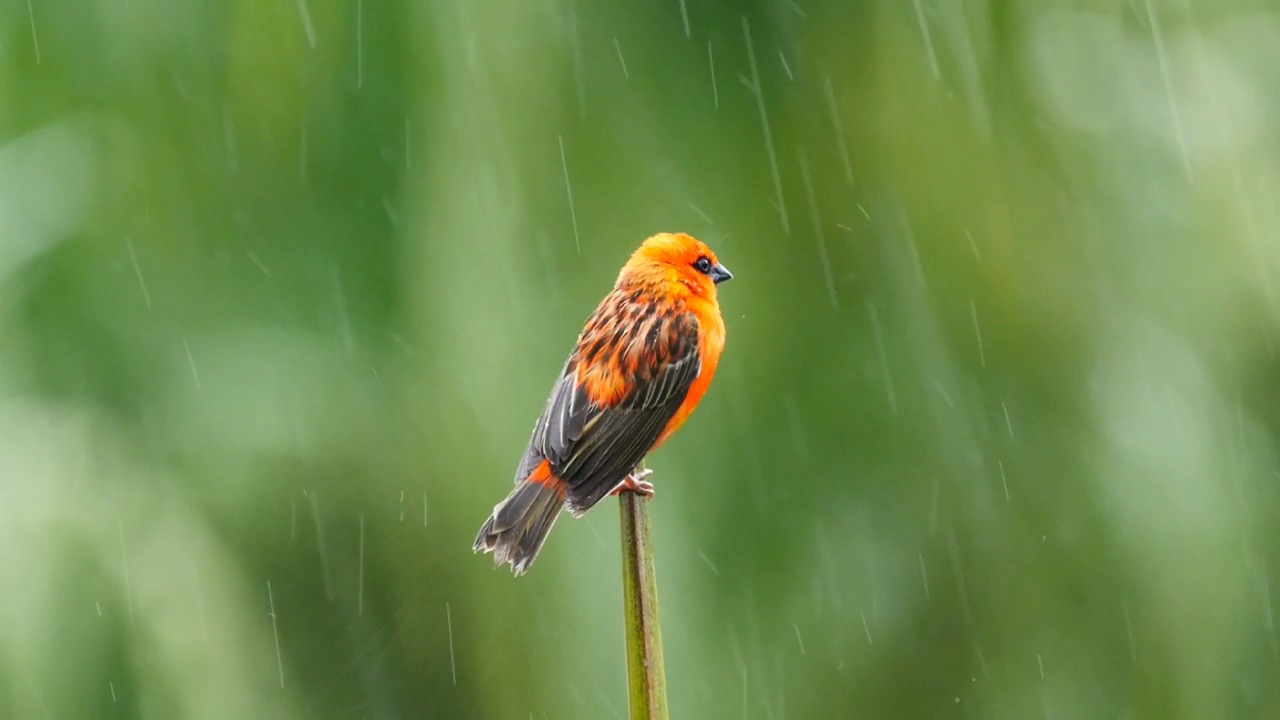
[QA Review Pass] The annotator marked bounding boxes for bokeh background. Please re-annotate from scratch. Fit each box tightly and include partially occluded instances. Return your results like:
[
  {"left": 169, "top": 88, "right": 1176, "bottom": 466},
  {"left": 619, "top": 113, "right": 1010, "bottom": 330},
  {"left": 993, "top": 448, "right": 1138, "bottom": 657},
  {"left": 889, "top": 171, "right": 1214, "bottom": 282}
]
[{"left": 3, "top": 0, "right": 1279, "bottom": 717}]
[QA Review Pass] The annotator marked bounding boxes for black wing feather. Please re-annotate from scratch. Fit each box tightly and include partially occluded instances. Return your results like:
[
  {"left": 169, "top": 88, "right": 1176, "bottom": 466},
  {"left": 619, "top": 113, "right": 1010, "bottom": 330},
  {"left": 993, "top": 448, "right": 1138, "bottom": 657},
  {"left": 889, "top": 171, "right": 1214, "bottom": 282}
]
[{"left": 515, "top": 305, "right": 701, "bottom": 517}]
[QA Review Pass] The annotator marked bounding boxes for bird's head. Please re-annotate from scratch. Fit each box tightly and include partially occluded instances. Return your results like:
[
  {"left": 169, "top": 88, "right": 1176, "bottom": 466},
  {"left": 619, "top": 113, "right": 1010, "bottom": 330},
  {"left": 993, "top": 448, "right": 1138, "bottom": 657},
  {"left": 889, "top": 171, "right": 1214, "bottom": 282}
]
[{"left": 618, "top": 232, "right": 732, "bottom": 301}]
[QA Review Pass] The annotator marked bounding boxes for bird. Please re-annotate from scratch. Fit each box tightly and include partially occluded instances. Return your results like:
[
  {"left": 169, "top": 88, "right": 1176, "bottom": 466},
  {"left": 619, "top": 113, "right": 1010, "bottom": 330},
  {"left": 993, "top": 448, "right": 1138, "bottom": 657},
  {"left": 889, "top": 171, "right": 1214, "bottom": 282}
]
[{"left": 473, "top": 232, "right": 732, "bottom": 575}]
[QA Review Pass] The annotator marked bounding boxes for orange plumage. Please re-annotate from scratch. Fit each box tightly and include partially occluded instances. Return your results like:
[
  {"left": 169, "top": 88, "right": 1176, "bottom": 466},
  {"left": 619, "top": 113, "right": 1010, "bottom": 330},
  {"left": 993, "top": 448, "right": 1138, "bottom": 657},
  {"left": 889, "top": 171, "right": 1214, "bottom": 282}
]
[{"left": 473, "top": 232, "right": 732, "bottom": 575}]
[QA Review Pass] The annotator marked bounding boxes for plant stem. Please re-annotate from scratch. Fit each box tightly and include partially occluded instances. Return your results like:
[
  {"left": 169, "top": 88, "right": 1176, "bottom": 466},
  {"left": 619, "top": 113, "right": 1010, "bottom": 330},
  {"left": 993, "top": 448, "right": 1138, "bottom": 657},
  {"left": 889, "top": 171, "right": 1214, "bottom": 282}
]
[{"left": 619, "top": 466, "right": 668, "bottom": 720}]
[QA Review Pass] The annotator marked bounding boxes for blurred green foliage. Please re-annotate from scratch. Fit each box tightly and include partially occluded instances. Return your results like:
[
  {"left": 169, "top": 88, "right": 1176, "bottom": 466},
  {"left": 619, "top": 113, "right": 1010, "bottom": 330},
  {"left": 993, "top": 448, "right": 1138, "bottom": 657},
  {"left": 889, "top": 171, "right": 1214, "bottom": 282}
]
[{"left": 2, "top": 0, "right": 1280, "bottom": 717}]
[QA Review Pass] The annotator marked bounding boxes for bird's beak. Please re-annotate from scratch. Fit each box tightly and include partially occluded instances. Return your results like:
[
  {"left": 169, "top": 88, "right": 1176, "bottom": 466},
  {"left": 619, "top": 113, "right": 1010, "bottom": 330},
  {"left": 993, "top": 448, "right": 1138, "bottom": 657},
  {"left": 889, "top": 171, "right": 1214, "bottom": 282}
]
[{"left": 709, "top": 262, "right": 733, "bottom": 284}]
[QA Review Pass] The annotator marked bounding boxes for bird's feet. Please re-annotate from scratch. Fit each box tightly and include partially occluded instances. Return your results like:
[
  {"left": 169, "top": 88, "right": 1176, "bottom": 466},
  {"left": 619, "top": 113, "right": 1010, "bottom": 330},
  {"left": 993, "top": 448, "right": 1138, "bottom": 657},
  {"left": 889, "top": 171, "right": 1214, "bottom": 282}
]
[{"left": 610, "top": 468, "right": 655, "bottom": 498}]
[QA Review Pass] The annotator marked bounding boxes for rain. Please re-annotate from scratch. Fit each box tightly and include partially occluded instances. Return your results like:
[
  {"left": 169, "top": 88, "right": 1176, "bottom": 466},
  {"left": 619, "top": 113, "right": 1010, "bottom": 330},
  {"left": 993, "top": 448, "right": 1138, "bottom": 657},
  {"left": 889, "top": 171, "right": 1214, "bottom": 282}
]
[{"left": 0, "top": 1, "right": 1278, "bottom": 718}]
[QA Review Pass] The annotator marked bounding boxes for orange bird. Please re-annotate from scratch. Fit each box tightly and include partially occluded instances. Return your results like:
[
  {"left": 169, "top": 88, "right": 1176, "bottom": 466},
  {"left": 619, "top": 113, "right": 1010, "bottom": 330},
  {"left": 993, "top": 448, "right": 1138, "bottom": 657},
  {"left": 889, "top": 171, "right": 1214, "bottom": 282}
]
[{"left": 473, "top": 232, "right": 732, "bottom": 575}]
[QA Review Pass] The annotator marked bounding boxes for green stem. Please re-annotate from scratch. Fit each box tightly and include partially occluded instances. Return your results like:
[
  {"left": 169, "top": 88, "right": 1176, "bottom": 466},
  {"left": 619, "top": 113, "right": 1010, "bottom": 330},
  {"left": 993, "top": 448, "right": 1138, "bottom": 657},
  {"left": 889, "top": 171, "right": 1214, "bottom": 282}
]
[{"left": 619, "top": 467, "right": 668, "bottom": 720}]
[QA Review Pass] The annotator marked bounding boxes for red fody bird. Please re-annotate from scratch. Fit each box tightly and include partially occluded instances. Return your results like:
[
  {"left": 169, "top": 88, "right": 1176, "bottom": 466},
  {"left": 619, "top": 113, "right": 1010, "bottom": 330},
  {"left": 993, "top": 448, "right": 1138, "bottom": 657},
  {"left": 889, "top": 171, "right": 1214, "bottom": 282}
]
[{"left": 473, "top": 232, "right": 732, "bottom": 575}]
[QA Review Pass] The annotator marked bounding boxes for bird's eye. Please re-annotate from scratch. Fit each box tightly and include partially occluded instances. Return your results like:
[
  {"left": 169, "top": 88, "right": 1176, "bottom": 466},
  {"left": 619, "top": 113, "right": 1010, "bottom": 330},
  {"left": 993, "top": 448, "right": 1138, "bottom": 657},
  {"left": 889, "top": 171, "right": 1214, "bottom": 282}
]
[{"left": 693, "top": 256, "right": 712, "bottom": 274}]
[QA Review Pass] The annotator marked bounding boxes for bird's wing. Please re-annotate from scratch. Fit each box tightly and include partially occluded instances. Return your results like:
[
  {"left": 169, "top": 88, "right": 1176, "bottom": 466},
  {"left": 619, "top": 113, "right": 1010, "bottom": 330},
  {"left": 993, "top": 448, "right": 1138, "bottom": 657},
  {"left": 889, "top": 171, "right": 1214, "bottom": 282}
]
[{"left": 516, "top": 304, "right": 701, "bottom": 515}]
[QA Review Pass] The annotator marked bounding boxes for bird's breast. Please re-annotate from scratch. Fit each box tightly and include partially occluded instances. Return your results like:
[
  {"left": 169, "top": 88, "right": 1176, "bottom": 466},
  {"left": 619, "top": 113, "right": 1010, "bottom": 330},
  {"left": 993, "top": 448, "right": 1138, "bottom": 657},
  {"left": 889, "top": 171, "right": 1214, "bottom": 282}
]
[{"left": 655, "top": 303, "right": 725, "bottom": 446}]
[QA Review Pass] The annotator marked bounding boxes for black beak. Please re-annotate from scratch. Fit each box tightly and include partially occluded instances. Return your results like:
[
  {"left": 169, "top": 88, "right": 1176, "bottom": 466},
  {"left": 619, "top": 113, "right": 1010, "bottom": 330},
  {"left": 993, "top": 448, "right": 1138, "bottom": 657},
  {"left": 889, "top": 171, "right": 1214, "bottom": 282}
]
[{"left": 709, "top": 262, "right": 733, "bottom": 284}]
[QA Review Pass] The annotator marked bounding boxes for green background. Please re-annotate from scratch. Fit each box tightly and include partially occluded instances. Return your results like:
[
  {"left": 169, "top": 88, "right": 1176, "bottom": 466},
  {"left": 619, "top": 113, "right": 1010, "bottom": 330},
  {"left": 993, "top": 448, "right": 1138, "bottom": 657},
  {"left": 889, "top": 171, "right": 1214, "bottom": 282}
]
[{"left": 2, "top": 0, "right": 1278, "bottom": 718}]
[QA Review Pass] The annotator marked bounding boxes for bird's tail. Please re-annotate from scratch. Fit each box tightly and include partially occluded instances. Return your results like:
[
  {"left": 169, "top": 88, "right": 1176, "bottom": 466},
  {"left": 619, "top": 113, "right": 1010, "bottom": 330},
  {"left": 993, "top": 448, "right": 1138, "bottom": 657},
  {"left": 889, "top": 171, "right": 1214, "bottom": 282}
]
[{"left": 473, "top": 476, "right": 566, "bottom": 575}]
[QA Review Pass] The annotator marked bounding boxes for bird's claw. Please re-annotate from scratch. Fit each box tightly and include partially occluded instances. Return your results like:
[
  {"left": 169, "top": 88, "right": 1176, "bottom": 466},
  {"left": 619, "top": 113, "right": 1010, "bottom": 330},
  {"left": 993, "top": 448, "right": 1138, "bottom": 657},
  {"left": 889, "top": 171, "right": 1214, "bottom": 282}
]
[{"left": 611, "top": 468, "right": 655, "bottom": 498}]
